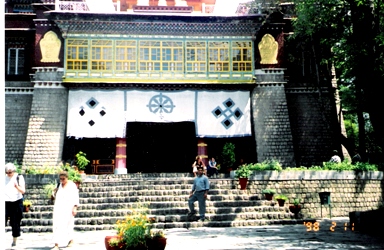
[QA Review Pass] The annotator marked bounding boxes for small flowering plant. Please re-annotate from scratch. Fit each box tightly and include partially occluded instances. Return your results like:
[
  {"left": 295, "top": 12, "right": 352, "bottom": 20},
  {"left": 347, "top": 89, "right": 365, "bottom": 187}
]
[{"left": 115, "top": 205, "right": 152, "bottom": 248}]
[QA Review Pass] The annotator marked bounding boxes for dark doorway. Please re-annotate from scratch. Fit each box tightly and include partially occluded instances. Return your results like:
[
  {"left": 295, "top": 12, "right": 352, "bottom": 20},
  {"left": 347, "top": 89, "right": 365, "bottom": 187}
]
[
  {"left": 62, "top": 137, "right": 116, "bottom": 174},
  {"left": 126, "top": 122, "right": 196, "bottom": 173}
]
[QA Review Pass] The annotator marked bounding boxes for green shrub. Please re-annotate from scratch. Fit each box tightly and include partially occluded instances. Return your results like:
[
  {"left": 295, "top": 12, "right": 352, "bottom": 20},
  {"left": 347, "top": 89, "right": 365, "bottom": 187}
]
[{"left": 234, "top": 165, "right": 252, "bottom": 178}]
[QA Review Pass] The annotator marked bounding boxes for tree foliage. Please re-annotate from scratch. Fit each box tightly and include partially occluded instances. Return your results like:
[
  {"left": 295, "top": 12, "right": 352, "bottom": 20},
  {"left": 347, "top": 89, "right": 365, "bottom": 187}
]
[{"left": 290, "top": 0, "right": 384, "bottom": 162}]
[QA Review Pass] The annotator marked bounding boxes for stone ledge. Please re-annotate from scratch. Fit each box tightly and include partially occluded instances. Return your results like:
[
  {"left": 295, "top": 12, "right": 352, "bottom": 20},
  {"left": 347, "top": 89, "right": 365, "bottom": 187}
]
[{"left": 230, "top": 170, "right": 384, "bottom": 181}]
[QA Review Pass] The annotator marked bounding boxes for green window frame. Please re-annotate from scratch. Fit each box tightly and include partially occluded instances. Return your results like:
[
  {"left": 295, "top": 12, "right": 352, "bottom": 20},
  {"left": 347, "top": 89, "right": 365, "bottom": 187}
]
[
  {"left": 115, "top": 40, "right": 137, "bottom": 72},
  {"left": 67, "top": 39, "right": 88, "bottom": 70},
  {"left": 208, "top": 41, "right": 229, "bottom": 72},
  {"left": 232, "top": 41, "right": 252, "bottom": 72},
  {"left": 91, "top": 40, "right": 113, "bottom": 71},
  {"left": 186, "top": 41, "right": 206, "bottom": 72},
  {"left": 139, "top": 41, "right": 183, "bottom": 72},
  {"left": 161, "top": 41, "right": 183, "bottom": 72}
]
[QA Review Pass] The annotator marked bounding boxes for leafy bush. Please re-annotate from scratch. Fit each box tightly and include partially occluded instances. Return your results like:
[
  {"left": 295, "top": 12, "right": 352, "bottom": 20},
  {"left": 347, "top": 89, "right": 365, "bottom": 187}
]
[
  {"left": 262, "top": 189, "right": 276, "bottom": 194},
  {"left": 75, "top": 151, "right": 90, "bottom": 170},
  {"left": 234, "top": 164, "right": 252, "bottom": 178},
  {"left": 275, "top": 194, "right": 288, "bottom": 201},
  {"left": 221, "top": 142, "right": 236, "bottom": 171},
  {"left": 247, "top": 160, "right": 283, "bottom": 171}
]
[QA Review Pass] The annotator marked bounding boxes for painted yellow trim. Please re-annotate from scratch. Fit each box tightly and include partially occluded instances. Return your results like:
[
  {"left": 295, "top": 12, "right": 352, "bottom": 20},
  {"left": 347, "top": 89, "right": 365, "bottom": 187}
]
[
  {"left": 116, "top": 144, "right": 127, "bottom": 147},
  {"left": 197, "top": 143, "right": 208, "bottom": 147},
  {"left": 63, "top": 78, "right": 255, "bottom": 84},
  {"left": 116, "top": 155, "right": 127, "bottom": 158}
]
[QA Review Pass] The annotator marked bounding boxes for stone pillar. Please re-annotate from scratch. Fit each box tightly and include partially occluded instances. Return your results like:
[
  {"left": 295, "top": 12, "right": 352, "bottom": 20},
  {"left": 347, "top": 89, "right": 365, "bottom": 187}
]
[
  {"left": 252, "top": 68, "right": 296, "bottom": 167},
  {"left": 197, "top": 138, "right": 208, "bottom": 166},
  {"left": 115, "top": 137, "right": 128, "bottom": 174},
  {"left": 22, "top": 67, "right": 67, "bottom": 168}
]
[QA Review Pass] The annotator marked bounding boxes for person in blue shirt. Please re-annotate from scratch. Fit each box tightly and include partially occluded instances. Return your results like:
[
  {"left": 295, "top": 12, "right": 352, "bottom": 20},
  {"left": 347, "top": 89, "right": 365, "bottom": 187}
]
[
  {"left": 207, "top": 157, "right": 218, "bottom": 178},
  {"left": 187, "top": 166, "right": 210, "bottom": 222}
]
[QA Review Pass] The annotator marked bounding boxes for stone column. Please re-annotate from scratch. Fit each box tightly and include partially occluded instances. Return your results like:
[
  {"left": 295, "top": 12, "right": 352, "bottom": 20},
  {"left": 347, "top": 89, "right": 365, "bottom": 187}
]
[
  {"left": 22, "top": 67, "right": 67, "bottom": 168},
  {"left": 115, "top": 137, "right": 128, "bottom": 174},
  {"left": 252, "top": 68, "right": 296, "bottom": 167},
  {"left": 197, "top": 138, "right": 208, "bottom": 166}
]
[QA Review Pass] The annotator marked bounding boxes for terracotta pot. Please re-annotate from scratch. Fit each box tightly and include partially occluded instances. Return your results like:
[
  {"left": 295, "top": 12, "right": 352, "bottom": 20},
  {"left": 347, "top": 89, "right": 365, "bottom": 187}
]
[
  {"left": 239, "top": 178, "right": 248, "bottom": 190},
  {"left": 289, "top": 205, "right": 302, "bottom": 219},
  {"left": 104, "top": 236, "right": 124, "bottom": 250},
  {"left": 147, "top": 237, "right": 167, "bottom": 250},
  {"left": 264, "top": 193, "right": 274, "bottom": 201},
  {"left": 276, "top": 199, "right": 285, "bottom": 207}
]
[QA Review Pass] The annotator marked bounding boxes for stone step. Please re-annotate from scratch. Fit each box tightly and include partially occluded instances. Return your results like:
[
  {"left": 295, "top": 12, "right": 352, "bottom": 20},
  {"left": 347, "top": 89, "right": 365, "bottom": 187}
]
[
  {"left": 7, "top": 218, "right": 305, "bottom": 233},
  {"left": 23, "top": 205, "right": 289, "bottom": 220},
  {"left": 19, "top": 211, "right": 297, "bottom": 228}
]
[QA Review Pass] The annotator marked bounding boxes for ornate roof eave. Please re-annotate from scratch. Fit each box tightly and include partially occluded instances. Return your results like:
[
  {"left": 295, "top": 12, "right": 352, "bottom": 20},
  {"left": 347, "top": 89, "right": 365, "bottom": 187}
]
[
  {"left": 63, "top": 82, "right": 256, "bottom": 91},
  {"left": 44, "top": 11, "right": 266, "bottom": 36}
]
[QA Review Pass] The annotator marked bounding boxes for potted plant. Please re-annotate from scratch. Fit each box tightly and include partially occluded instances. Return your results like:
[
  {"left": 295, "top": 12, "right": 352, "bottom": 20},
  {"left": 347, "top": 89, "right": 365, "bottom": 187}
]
[
  {"left": 262, "top": 188, "right": 276, "bottom": 201},
  {"left": 67, "top": 167, "right": 82, "bottom": 188},
  {"left": 105, "top": 204, "right": 165, "bottom": 250},
  {"left": 274, "top": 194, "right": 288, "bottom": 207},
  {"left": 105, "top": 235, "right": 124, "bottom": 250},
  {"left": 147, "top": 229, "right": 167, "bottom": 250},
  {"left": 289, "top": 198, "right": 302, "bottom": 219},
  {"left": 43, "top": 181, "right": 58, "bottom": 204},
  {"left": 23, "top": 200, "right": 32, "bottom": 212},
  {"left": 221, "top": 142, "right": 236, "bottom": 172},
  {"left": 235, "top": 164, "right": 252, "bottom": 190},
  {"left": 75, "top": 151, "right": 90, "bottom": 174}
]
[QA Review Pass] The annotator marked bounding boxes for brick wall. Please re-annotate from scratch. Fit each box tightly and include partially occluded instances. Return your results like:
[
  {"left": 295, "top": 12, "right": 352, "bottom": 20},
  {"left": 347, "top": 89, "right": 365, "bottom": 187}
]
[
  {"left": 286, "top": 88, "right": 340, "bottom": 166},
  {"left": 252, "top": 69, "right": 295, "bottom": 167},
  {"left": 233, "top": 170, "right": 384, "bottom": 218},
  {"left": 5, "top": 82, "right": 34, "bottom": 164},
  {"left": 22, "top": 86, "right": 68, "bottom": 167}
]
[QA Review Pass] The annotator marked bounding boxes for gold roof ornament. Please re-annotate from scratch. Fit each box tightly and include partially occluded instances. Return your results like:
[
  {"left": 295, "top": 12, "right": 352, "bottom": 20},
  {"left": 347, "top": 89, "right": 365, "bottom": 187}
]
[
  {"left": 40, "top": 31, "right": 61, "bottom": 63},
  {"left": 258, "top": 34, "right": 278, "bottom": 64}
]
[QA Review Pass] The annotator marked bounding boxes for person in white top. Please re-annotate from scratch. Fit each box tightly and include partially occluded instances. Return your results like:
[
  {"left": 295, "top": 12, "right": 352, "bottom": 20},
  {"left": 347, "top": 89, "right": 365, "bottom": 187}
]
[
  {"left": 51, "top": 171, "right": 80, "bottom": 250},
  {"left": 5, "top": 162, "right": 26, "bottom": 248}
]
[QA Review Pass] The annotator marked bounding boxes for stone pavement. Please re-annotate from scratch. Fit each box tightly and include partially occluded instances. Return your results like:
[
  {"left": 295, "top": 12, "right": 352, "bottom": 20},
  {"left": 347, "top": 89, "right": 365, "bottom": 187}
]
[{"left": 3, "top": 218, "right": 384, "bottom": 250}]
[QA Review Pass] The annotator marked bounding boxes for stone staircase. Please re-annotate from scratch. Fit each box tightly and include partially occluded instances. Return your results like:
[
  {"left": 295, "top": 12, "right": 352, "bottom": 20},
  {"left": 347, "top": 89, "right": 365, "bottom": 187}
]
[{"left": 7, "top": 173, "right": 303, "bottom": 233}]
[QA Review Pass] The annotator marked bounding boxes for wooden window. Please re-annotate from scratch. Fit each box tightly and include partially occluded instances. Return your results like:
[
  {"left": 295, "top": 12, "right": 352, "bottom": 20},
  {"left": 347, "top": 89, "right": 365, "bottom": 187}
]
[
  {"left": 232, "top": 41, "right": 252, "bottom": 72},
  {"left": 67, "top": 39, "right": 88, "bottom": 70},
  {"left": 7, "top": 48, "right": 24, "bottom": 75},
  {"left": 115, "top": 40, "right": 137, "bottom": 72},
  {"left": 208, "top": 41, "right": 229, "bottom": 72},
  {"left": 139, "top": 41, "right": 161, "bottom": 71},
  {"left": 162, "top": 41, "right": 183, "bottom": 72},
  {"left": 139, "top": 41, "right": 183, "bottom": 72},
  {"left": 91, "top": 40, "right": 113, "bottom": 71},
  {"left": 186, "top": 41, "right": 206, "bottom": 72}
]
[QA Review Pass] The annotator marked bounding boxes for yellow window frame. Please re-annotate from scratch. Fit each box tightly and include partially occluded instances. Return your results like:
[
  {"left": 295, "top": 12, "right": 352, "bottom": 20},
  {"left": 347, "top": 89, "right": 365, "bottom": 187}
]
[
  {"left": 66, "top": 39, "right": 88, "bottom": 70},
  {"left": 186, "top": 41, "right": 206, "bottom": 72},
  {"left": 115, "top": 40, "right": 137, "bottom": 72},
  {"left": 232, "top": 41, "right": 253, "bottom": 72},
  {"left": 91, "top": 40, "right": 113, "bottom": 71},
  {"left": 208, "top": 41, "right": 230, "bottom": 72}
]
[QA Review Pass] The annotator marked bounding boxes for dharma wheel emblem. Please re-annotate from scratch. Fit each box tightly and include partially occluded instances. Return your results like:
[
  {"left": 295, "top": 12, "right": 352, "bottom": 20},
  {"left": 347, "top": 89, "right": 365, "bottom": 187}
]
[{"left": 147, "top": 93, "right": 175, "bottom": 118}]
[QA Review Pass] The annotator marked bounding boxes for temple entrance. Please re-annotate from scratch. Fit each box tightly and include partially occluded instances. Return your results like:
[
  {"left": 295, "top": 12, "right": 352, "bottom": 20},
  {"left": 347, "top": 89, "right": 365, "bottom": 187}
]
[{"left": 126, "top": 122, "right": 197, "bottom": 173}]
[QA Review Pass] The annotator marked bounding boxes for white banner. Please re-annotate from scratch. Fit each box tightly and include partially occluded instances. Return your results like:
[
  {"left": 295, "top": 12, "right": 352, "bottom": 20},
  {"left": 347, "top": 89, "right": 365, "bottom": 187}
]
[
  {"left": 125, "top": 90, "right": 195, "bottom": 123},
  {"left": 196, "top": 91, "right": 251, "bottom": 137},
  {"left": 67, "top": 90, "right": 125, "bottom": 138},
  {"left": 67, "top": 90, "right": 251, "bottom": 138}
]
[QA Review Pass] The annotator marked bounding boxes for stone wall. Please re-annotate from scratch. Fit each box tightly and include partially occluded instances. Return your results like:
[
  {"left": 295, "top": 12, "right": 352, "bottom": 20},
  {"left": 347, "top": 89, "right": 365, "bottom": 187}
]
[
  {"left": 5, "top": 81, "right": 34, "bottom": 163},
  {"left": 252, "top": 69, "right": 295, "bottom": 167},
  {"left": 286, "top": 88, "right": 340, "bottom": 166},
  {"left": 231, "top": 170, "right": 384, "bottom": 218},
  {"left": 22, "top": 85, "right": 68, "bottom": 167}
]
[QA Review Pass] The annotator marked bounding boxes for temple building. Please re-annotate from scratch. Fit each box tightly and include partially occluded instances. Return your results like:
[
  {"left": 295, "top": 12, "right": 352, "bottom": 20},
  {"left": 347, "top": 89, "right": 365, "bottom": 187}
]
[{"left": 5, "top": 0, "right": 342, "bottom": 174}]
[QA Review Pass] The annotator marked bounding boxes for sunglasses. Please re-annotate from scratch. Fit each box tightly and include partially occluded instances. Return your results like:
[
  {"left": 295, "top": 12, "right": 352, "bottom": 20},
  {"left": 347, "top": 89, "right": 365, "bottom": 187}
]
[
  {"left": 60, "top": 177, "right": 67, "bottom": 181},
  {"left": 6, "top": 171, "right": 14, "bottom": 174}
]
